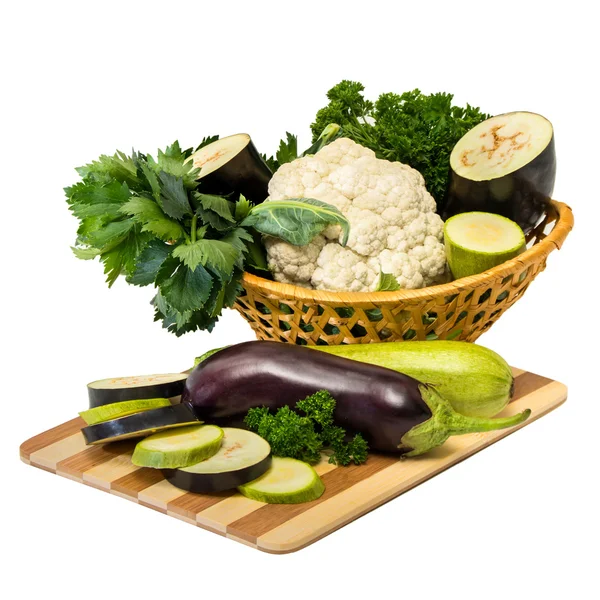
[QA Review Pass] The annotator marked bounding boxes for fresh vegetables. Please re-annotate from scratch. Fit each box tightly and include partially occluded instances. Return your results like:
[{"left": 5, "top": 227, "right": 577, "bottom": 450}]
[
  {"left": 163, "top": 428, "right": 272, "bottom": 493},
  {"left": 314, "top": 341, "right": 515, "bottom": 418},
  {"left": 66, "top": 84, "right": 558, "bottom": 326},
  {"left": 444, "top": 212, "right": 526, "bottom": 279},
  {"left": 442, "top": 111, "right": 556, "bottom": 233},
  {"left": 79, "top": 398, "right": 172, "bottom": 425},
  {"left": 244, "top": 390, "right": 368, "bottom": 466},
  {"left": 188, "top": 134, "right": 272, "bottom": 204},
  {"left": 131, "top": 424, "right": 223, "bottom": 469},
  {"left": 66, "top": 140, "right": 348, "bottom": 335},
  {"left": 238, "top": 457, "right": 325, "bottom": 504},
  {"left": 87, "top": 374, "right": 187, "bottom": 408},
  {"left": 263, "top": 137, "right": 447, "bottom": 292},
  {"left": 81, "top": 404, "right": 200, "bottom": 445},
  {"left": 183, "top": 341, "right": 530, "bottom": 456},
  {"left": 310, "top": 80, "right": 490, "bottom": 205}
]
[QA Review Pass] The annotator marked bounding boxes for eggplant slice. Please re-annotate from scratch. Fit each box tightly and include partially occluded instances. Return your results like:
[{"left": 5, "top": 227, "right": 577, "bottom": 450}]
[
  {"left": 189, "top": 134, "right": 272, "bottom": 204},
  {"left": 81, "top": 404, "right": 200, "bottom": 445},
  {"left": 442, "top": 111, "right": 556, "bottom": 233},
  {"left": 163, "top": 428, "right": 272, "bottom": 493},
  {"left": 87, "top": 373, "right": 188, "bottom": 408}
]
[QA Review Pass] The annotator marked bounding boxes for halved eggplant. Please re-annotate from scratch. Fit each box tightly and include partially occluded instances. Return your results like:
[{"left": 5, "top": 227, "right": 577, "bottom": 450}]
[
  {"left": 163, "top": 428, "right": 272, "bottom": 493},
  {"left": 81, "top": 404, "right": 200, "bottom": 445},
  {"left": 189, "top": 134, "right": 272, "bottom": 204},
  {"left": 87, "top": 373, "right": 187, "bottom": 408},
  {"left": 442, "top": 111, "right": 556, "bottom": 234}
]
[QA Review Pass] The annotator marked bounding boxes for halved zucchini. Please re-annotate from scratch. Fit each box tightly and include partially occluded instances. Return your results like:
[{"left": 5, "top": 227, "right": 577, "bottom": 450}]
[
  {"left": 189, "top": 134, "right": 272, "bottom": 204},
  {"left": 238, "top": 457, "right": 325, "bottom": 504},
  {"left": 444, "top": 212, "right": 526, "bottom": 279},
  {"left": 81, "top": 404, "right": 200, "bottom": 445},
  {"left": 79, "top": 398, "right": 172, "bottom": 425},
  {"left": 443, "top": 111, "right": 556, "bottom": 233},
  {"left": 131, "top": 424, "right": 224, "bottom": 469},
  {"left": 163, "top": 428, "right": 271, "bottom": 493},
  {"left": 87, "top": 373, "right": 187, "bottom": 408}
]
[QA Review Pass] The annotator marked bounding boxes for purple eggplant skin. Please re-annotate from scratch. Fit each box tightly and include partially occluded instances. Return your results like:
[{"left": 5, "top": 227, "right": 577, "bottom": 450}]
[
  {"left": 182, "top": 341, "right": 432, "bottom": 454},
  {"left": 163, "top": 454, "right": 272, "bottom": 494}
]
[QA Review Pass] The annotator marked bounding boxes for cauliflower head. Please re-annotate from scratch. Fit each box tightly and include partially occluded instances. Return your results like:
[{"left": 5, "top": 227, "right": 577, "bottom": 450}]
[{"left": 265, "top": 137, "right": 447, "bottom": 292}]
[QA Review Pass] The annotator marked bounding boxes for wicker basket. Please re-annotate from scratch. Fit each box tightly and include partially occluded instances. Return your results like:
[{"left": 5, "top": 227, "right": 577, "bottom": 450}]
[{"left": 234, "top": 200, "right": 574, "bottom": 345}]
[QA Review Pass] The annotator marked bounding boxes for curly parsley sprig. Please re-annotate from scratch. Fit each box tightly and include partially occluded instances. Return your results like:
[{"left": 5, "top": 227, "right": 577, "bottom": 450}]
[{"left": 244, "top": 390, "right": 368, "bottom": 466}]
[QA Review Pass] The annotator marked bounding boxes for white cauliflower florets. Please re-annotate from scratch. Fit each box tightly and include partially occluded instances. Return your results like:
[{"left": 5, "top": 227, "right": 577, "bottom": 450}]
[{"left": 265, "top": 137, "right": 447, "bottom": 292}]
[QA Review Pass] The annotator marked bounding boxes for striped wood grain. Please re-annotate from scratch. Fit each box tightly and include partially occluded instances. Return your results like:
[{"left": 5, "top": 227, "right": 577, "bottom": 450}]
[{"left": 20, "top": 368, "right": 566, "bottom": 553}]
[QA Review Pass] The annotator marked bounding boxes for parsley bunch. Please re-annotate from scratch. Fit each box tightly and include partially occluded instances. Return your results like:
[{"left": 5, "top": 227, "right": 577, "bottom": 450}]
[
  {"left": 311, "top": 80, "right": 490, "bottom": 204},
  {"left": 244, "top": 390, "right": 368, "bottom": 466},
  {"left": 65, "top": 139, "right": 267, "bottom": 336}
]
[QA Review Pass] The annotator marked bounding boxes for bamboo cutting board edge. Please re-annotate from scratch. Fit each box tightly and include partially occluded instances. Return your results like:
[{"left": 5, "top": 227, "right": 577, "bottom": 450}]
[{"left": 19, "top": 370, "right": 567, "bottom": 554}]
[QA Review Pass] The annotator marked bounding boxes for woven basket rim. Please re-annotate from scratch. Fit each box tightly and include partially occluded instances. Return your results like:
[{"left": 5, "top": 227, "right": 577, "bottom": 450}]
[{"left": 241, "top": 200, "right": 574, "bottom": 304}]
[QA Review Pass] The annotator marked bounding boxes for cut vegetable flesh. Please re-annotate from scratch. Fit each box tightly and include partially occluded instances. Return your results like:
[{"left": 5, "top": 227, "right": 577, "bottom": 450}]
[
  {"left": 238, "top": 457, "right": 325, "bottom": 504},
  {"left": 450, "top": 112, "right": 553, "bottom": 181},
  {"left": 81, "top": 403, "right": 200, "bottom": 445},
  {"left": 131, "top": 425, "right": 223, "bottom": 469},
  {"left": 79, "top": 398, "right": 172, "bottom": 425},
  {"left": 444, "top": 212, "right": 526, "bottom": 279},
  {"left": 163, "top": 428, "right": 271, "bottom": 493},
  {"left": 190, "top": 134, "right": 250, "bottom": 179},
  {"left": 444, "top": 212, "right": 525, "bottom": 254},
  {"left": 87, "top": 373, "right": 187, "bottom": 408}
]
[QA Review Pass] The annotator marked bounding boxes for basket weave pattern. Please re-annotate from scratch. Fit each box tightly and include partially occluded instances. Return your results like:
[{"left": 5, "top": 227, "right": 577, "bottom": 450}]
[{"left": 234, "top": 201, "right": 573, "bottom": 345}]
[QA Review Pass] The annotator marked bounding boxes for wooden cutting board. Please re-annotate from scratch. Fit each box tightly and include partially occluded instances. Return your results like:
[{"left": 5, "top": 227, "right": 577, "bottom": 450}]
[{"left": 20, "top": 367, "right": 566, "bottom": 554}]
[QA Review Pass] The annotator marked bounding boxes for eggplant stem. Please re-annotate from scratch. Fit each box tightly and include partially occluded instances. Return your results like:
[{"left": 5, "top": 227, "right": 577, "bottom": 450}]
[
  {"left": 447, "top": 408, "right": 531, "bottom": 435},
  {"left": 399, "top": 385, "right": 532, "bottom": 457}
]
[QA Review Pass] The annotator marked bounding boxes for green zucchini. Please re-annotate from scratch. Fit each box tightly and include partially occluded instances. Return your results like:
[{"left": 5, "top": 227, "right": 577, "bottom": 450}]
[
  {"left": 315, "top": 341, "right": 514, "bottom": 418},
  {"left": 79, "top": 398, "right": 172, "bottom": 425},
  {"left": 238, "top": 457, "right": 325, "bottom": 504},
  {"left": 444, "top": 212, "right": 526, "bottom": 279},
  {"left": 131, "top": 424, "right": 224, "bottom": 469}
]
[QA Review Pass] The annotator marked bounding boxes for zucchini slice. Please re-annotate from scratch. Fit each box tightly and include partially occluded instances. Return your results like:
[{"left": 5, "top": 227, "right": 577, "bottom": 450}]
[
  {"left": 87, "top": 373, "right": 187, "bottom": 408},
  {"left": 81, "top": 404, "right": 200, "bottom": 445},
  {"left": 79, "top": 398, "right": 172, "bottom": 425},
  {"left": 131, "top": 425, "right": 224, "bottom": 469},
  {"left": 164, "top": 428, "right": 271, "bottom": 493},
  {"left": 444, "top": 212, "right": 526, "bottom": 279},
  {"left": 238, "top": 457, "right": 325, "bottom": 504}
]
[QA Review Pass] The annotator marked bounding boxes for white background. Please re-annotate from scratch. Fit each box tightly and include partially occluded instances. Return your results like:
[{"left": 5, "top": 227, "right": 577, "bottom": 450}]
[{"left": 2, "top": 1, "right": 598, "bottom": 598}]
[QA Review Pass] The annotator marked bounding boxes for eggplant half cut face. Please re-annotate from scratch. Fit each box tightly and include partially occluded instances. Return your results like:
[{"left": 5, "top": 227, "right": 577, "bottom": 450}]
[
  {"left": 189, "top": 134, "right": 272, "bottom": 205},
  {"left": 443, "top": 111, "right": 556, "bottom": 234}
]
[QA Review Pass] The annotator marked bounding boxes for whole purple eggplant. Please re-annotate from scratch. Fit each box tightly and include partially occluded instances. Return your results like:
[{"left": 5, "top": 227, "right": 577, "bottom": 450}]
[{"left": 183, "top": 341, "right": 530, "bottom": 456}]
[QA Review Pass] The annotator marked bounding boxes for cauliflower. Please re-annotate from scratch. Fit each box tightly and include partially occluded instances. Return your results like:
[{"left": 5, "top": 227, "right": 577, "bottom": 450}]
[{"left": 265, "top": 137, "right": 447, "bottom": 292}]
